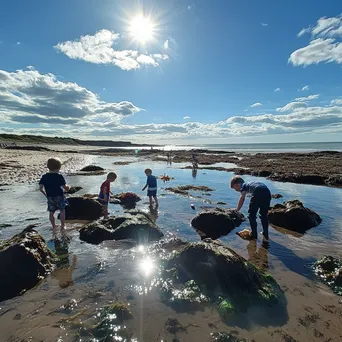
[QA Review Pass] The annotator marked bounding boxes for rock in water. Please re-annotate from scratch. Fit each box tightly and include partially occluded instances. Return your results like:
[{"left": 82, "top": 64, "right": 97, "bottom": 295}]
[
  {"left": 80, "top": 165, "right": 104, "bottom": 172},
  {"left": 313, "top": 256, "right": 342, "bottom": 295},
  {"left": 191, "top": 208, "right": 245, "bottom": 239},
  {"left": 80, "top": 211, "right": 163, "bottom": 244},
  {"left": 162, "top": 240, "right": 285, "bottom": 312},
  {"left": 65, "top": 197, "right": 104, "bottom": 220},
  {"left": 67, "top": 186, "right": 83, "bottom": 195},
  {"left": 268, "top": 200, "right": 322, "bottom": 232},
  {"left": 211, "top": 332, "right": 252, "bottom": 342},
  {"left": 0, "top": 227, "right": 55, "bottom": 302},
  {"left": 111, "top": 192, "right": 141, "bottom": 209}
]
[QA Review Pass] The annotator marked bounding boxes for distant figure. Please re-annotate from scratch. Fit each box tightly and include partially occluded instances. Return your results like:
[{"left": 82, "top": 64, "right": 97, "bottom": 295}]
[
  {"left": 230, "top": 176, "right": 271, "bottom": 240},
  {"left": 39, "top": 157, "right": 70, "bottom": 231},
  {"left": 98, "top": 172, "right": 117, "bottom": 219},
  {"left": 142, "top": 168, "right": 159, "bottom": 207},
  {"left": 192, "top": 152, "right": 198, "bottom": 169}
]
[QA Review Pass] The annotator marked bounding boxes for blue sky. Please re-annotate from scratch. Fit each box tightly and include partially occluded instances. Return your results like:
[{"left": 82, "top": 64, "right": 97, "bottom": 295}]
[{"left": 0, "top": 0, "right": 342, "bottom": 143}]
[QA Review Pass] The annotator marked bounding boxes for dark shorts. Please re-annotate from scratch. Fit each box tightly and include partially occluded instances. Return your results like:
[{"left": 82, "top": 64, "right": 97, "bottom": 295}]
[
  {"left": 47, "top": 196, "right": 68, "bottom": 212},
  {"left": 147, "top": 190, "right": 157, "bottom": 197}
]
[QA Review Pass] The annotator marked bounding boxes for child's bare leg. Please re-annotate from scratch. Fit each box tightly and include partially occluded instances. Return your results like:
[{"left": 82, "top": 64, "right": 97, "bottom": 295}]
[
  {"left": 149, "top": 196, "right": 153, "bottom": 206},
  {"left": 60, "top": 209, "right": 66, "bottom": 230},
  {"left": 103, "top": 205, "right": 109, "bottom": 219},
  {"left": 49, "top": 211, "right": 56, "bottom": 230},
  {"left": 154, "top": 195, "right": 159, "bottom": 207}
]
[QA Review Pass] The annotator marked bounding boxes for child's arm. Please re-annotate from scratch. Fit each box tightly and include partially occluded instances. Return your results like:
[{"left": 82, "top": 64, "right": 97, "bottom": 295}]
[
  {"left": 142, "top": 184, "right": 147, "bottom": 191},
  {"left": 236, "top": 191, "right": 246, "bottom": 211},
  {"left": 39, "top": 184, "right": 47, "bottom": 197},
  {"left": 62, "top": 184, "right": 70, "bottom": 192}
]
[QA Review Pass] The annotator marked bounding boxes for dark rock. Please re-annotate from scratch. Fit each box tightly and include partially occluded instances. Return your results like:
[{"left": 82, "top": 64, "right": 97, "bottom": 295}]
[
  {"left": 162, "top": 241, "right": 285, "bottom": 312},
  {"left": 65, "top": 197, "right": 104, "bottom": 220},
  {"left": 81, "top": 165, "right": 104, "bottom": 172},
  {"left": 191, "top": 208, "right": 245, "bottom": 239},
  {"left": 325, "top": 175, "right": 342, "bottom": 187},
  {"left": 268, "top": 200, "right": 322, "bottom": 232},
  {"left": 271, "top": 193, "right": 283, "bottom": 199},
  {"left": 111, "top": 192, "right": 141, "bottom": 209},
  {"left": 67, "top": 186, "right": 83, "bottom": 194},
  {"left": 80, "top": 211, "right": 163, "bottom": 244},
  {"left": 269, "top": 173, "right": 326, "bottom": 186},
  {"left": 165, "top": 318, "right": 186, "bottom": 334},
  {"left": 0, "top": 223, "right": 12, "bottom": 228},
  {"left": 5, "top": 145, "right": 51, "bottom": 151},
  {"left": 0, "top": 227, "right": 55, "bottom": 302},
  {"left": 166, "top": 185, "right": 214, "bottom": 197},
  {"left": 113, "top": 161, "right": 132, "bottom": 165},
  {"left": 313, "top": 256, "right": 342, "bottom": 295}
]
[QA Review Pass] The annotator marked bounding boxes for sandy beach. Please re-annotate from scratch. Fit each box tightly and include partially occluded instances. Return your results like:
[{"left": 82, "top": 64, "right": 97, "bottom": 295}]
[{"left": 1, "top": 144, "right": 342, "bottom": 342}]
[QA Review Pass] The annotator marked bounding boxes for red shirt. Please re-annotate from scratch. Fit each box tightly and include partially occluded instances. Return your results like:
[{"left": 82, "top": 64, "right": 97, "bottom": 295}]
[{"left": 100, "top": 180, "right": 110, "bottom": 195}]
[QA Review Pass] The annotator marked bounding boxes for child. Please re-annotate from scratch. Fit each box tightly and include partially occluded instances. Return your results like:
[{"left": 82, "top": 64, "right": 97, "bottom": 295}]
[
  {"left": 39, "top": 157, "right": 70, "bottom": 231},
  {"left": 230, "top": 176, "right": 271, "bottom": 240},
  {"left": 142, "top": 168, "right": 158, "bottom": 207},
  {"left": 98, "top": 172, "right": 117, "bottom": 218}
]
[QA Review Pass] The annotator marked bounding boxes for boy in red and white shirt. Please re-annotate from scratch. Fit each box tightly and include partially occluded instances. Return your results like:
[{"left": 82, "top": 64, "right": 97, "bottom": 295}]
[{"left": 98, "top": 172, "right": 117, "bottom": 218}]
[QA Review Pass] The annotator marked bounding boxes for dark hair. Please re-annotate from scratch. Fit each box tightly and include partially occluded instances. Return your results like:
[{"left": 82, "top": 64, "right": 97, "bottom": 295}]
[
  {"left": 47, "top": 157, "right": 62, "bottom": 171},
  {"left": 230, "top": 176, "right": 244, "bottom": 188},
  {"left": 145, "top": 168, "right": 152, "bottom": 174},
  {"left": 107, "top": 172, "right": 117, "bottom": 180}
]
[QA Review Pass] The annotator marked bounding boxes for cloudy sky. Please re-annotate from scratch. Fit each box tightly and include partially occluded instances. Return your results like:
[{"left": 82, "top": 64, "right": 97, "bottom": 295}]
[{"left": 0, "top": 0, "right": 342, "bottom": 144}]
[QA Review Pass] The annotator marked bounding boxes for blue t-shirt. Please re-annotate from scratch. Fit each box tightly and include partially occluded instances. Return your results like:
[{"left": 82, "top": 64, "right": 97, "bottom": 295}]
[
  {"left": 241, "top": 181, "right": 268, "bottom": 196},
  {"left": 39, "top": 173, "right": 66, "bottom": 197},
  {"left": 146, "top": 175, "right": 157, "bottom": 190}
]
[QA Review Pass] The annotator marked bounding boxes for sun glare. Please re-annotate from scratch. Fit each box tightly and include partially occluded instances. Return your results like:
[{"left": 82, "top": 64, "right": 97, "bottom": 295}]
[{"left": 129, "top": 15, "right": 155, "bottom": 43}]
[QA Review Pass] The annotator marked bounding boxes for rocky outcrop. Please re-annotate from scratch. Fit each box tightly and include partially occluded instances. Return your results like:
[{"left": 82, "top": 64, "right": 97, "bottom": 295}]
[
  {"left": 0, "top": 227, "right": 55, "bottom": 302},
  {"left": 313, "top": 256, "right": 342, "bottom": 295},
  {"left": 269, "top": 173, "right": 326, "bottom": 186},
  {"left": 81, "top": 165, "right": 104, "bottom": 172},
  {"left": 161, "top": 240, "right": 285, "bottom": 314},
  {"left": 166, "top": 185, "right": 214, "bottom": 197},
  {"left": 268, "top": 200, "right": 322, "bottom": 232},
  {"left": 191, "top": 208, "right": 245, "bottom": 239},
  {"left": 80, "top": 211, "right": 163, "bottom": 244},
  {"left": 111, "top": 192, "right": 141, "bottom": 209},
  {"left": 66, "top": 186, "right": 82, "bottom": 195},
  {"left": 271, "top": 193, "right": 283, "bottom": 199},
  {"left": 65, "top": 197, "right": 104, "bottom": 220}
]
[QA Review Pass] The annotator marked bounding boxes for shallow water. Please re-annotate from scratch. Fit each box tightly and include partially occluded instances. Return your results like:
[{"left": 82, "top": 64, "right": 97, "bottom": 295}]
[{"left": 1, "top": 155, "right": 342, "bottom": 341}]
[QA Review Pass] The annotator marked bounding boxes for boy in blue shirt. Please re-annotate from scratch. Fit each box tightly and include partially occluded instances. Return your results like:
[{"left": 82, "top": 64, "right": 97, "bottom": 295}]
[
  {"left": 39, "top": 157, "right": 70, "bottom": 231},
  {"left": 231, "top": 176, "right": 271, "bottom": 240},
  {"left": 142, "top": 168, "right": 158, "bottom": 207}
]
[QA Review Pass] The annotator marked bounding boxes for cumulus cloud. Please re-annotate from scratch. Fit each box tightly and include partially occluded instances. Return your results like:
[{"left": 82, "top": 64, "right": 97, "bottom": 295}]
[
  {"left": 55, "top": 29, "right": 169, "bottom": 71},
  {"left": 276, "top": 101, "right": 308, "bottom": 112},
  {"left": 183, "top": 116, "right": 191, "bottom": 120},
  {"left": 290, "top": 14, "right": 342, "bottom": 66},
  {"left": 261, "top": 22, "right": 268, "bottom": 27},
  {"left": 250, "top": 102, "right": 262, "bottom": 107},
  {"left": 294, "top": 94, "right": 319, "bottom": 101},
  {"left": 0, "top": 68, "right": 141, "bottom": 126},
  {"left": 274, "top": 88, "right": 280, "bottom": 92}
]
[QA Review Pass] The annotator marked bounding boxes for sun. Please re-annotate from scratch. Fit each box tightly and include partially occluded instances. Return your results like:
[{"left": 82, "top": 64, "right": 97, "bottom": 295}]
[{"left": 129, "top": 15, "right": 155, "bottom": 43}]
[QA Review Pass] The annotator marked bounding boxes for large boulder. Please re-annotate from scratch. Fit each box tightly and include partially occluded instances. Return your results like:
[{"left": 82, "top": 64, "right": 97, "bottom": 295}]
[
  {"left": 313, "top": 256, "right": 342, "bottom": 295},
  {"left": 111, "top": 192, "right": 141, "bottom": 209},
  {"left": 65, "top": 197, "right": 104, "bottom": 220},
  {"left": 161, "top": 240, "right": 285, "bottom": 314},
  {"left": 268, "top": 200, "right": 322, "bottom": 232},
  {"left": 269, "top": 173, "right": 326, "bottom": 186},
  {"left": 81, "top": 165, "right": 104, "bottom": 172},
  {"left": 191, "top": 208, "right": 245, "bottom": 239},
  {"left": 80, "top": 211, "right": 163, "bottom": 244},
  {"left": 0, "top": 227, "right": 55, "bottom": 302}
]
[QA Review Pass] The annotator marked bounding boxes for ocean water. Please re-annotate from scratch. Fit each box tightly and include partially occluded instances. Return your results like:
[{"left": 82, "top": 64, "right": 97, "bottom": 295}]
[{"left": 1, "top": 155, "right": 342, "bottom": 341}]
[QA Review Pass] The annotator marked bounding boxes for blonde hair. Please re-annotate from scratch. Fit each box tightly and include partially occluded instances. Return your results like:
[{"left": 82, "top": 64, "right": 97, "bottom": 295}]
[
  {"left": 47, "top": 157, "right": 62, "bottom": 171},
  {"left": 144, "top": 168, "right": 152, "bottom": 175},
  {"left": 230, "top": 176, "right": 244, "bottom": 188},
  {"left": 107, "top": 172, "right": 117, "bottom": 180}
]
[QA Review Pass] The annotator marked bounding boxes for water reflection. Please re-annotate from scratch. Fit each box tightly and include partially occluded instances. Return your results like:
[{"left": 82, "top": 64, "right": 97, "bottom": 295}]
[
  {"left": 247, "top": 240, "right": 269, "bottom": 270},
  {"left": 50, "top": 234, "right": 77, "bottom": 288},
  {"left": 139, "top": 257, "right": 156, "bottom": 277}
]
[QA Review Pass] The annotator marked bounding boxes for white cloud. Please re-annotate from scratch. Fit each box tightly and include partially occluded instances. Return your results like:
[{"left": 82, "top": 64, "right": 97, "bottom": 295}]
[
  {"left": 183, "top": 116, "right": 191, "bottom": 120},
  {"left": 250, "top": 102, "right": 262, "bottom": 108},
  {"left": 261, "top": 22, "right": 268, "bottom": 27},
  {"left": 55, "top": 29, "right": 169, "bottom": 71},
  {"left": 0, "top": 68, "right": 141, "bottom": 126},
  {"left": 16, "top": 42, "right": 20, "bottom": 45},
  {"left": 290, "top": 14, "right": 342, "bottom": 66},
  {"left": 299, "top": 85, "right": 310, "bottom": 91},
  {"left": 274, "top": 88, "right": 280, "bottom": 92},
  {"left": 276, "top": 101, "right": 308, "bottom": 112},
  {"left": 331, "top": 98, "right": 342, "bottom": 105},
  {"left": 164, "top": 40, "right": 169, "bottom": 49},
  {"left": 294, "top": 94, "right": 319, "bottom": 101}
]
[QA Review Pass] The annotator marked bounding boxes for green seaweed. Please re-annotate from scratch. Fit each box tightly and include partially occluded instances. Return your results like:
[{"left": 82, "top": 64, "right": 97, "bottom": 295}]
[
  {"left": 100, "top": 301, "right": 133, "bottom": 321},
  {"left": 217, "top": 298, "right": 236, "bottom": 321},
  {"left": 211, "top": 332, "right": 253, "bottom": 342}
]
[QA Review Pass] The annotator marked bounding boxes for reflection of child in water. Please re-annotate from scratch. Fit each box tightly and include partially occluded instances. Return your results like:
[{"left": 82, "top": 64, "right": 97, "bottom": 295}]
[
  {"left": 247, "top": 240, "right": 269, "bottom": 270},
  {"left": 52, "top": 237, "right": 77, "bottom": 288}
]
